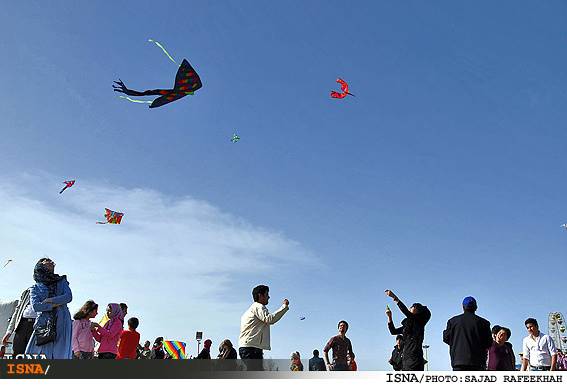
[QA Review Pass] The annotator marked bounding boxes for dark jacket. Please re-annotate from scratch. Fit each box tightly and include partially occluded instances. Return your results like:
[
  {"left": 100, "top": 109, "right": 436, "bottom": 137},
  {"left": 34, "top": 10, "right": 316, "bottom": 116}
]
[
  {"left": 388, "top": 301, "right": 431, "bottom": 371},
  {"left": 487, "top": 342, "right": 515, "bottom": 371},
  {"left": 389, "top": 345, "right": 403, "bottom": 371},
  {"left": 443, "top": 311, "right": 492, "bottom": 369},
  {"left": 309, "top": 356, "right": 326, "bottom": 371},
  {"left": 196, "top": 348, "right": 211, "bottom": 359}
]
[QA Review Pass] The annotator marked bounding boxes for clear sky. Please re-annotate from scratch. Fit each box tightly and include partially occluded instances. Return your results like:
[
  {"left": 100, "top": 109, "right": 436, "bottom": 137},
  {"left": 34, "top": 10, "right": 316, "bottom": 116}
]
[{"left": 1, "top": 0, "right": 567, "bottom": 370}]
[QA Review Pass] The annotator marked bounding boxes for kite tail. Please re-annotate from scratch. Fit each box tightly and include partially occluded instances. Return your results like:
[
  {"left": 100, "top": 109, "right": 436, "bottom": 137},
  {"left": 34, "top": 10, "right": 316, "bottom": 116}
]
[
  {"left": 59, "top": 188, "right": 65, "bottom": 194},
  {"left": 148, "top": 39, "right": 177, "bottom": 65},
  {"left": 118, "top": 96, "right": 152, "bottom": 104},
  {"left": 96, "top": 221, "right": 108, "bottom": 224}
]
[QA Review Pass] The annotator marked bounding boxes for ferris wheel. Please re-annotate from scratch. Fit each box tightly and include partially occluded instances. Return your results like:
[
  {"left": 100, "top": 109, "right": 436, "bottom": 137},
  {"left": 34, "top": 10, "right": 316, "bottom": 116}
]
[{"left": 548, "top": 312, "right": 567, "bottom": 352}]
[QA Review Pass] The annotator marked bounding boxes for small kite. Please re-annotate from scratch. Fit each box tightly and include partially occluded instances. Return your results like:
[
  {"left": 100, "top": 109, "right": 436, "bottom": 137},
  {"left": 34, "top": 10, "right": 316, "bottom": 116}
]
[
  {"left": 96, "top": 208, "right": 124, "bottom": 224},
  {"left": 59, "top": 180, "right": 76, "bottom": 194},
  {"left": 299, "top": 316, "right": 306, "bottom": 321},
  {"left": 2, "top": 259, "right": 13, "bottom": 269},
  {"left": 113, "top": 59, "right": 203, "bottom": 108},
  {"left": 330, "top": 78, "right": 355, "bottom": 99},
  {"left": 230, "top": 133, "right": 240, "bottom": 143},
  {"left": 561, "top": 224, "right": 567, "bottom": 229}
]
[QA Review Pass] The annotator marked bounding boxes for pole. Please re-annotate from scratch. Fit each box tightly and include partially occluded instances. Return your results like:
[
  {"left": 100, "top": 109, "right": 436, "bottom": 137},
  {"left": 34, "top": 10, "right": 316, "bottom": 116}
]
[{"left": 423, "top": 345, "right": 430, "bottom": 371}]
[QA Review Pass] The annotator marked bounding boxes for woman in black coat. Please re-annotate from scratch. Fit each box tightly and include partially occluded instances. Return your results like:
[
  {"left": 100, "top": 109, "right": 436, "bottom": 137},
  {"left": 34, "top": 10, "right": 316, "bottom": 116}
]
[{"left": 385, "top": 289, "right": 431, "bottom": 371}]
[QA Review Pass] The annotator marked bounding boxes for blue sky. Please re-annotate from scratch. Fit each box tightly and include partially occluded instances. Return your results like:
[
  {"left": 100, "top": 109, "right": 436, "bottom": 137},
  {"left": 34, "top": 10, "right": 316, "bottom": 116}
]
[{"left": 1, "top": 0, "right": 567, "bottom": 370}]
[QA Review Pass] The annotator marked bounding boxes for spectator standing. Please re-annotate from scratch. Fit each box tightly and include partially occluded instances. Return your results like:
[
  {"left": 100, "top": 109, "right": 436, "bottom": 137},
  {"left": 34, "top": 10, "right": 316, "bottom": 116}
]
[
  {"left": 138, "top": 340, "right": 151, "bottom": 359},
  {"left": 385, "top": 290, "right": 431, "bottom": 371},
  {"left": 117, "top": 317, "right": 141, "bottom": 359},
  {"left": 556, "top": 350, "right": 567, "bottom": 371},
  {"left": 389, "top": 335, "right": 404, "bottom": 371},
  {"left": 71, "top": 300, "right": 98, "bottom": 359},
  {"left": 238, "top": 284, "right": 289, "bottom": 360},
  {"left": 520, "top": 318, "right": 557, "bottom": 371},
  {"left": 120, "top": 303, "right": 128, "bottom": 319},
  {"left": 442, "top": 296, "right": 492, "bottom": 371},
  {"left": 93, "top": 303, "right": 124, "bottom": 359},
  {"left": 196, "top": 339, "right": 212, "bottom": 359},
  {"left": 323, "top": 320, "right": 354, "bottom": 371},
  {"left": 25, "top": 257, "right": 73, "bottom": 359},
  {"left": 150, "top": 337, "right": 165, "bottom": 359},
  {"left": 309, "top": 349, "right": 326, "bottom": 371},
  {"left": 217, "top": 339, "right": 237, "bottom": 359},
  {"left": 2, "top": 287, "right": 35, "bottom": 357},
  {"left": 487, "top": 326, "right": 515, "bottom": 371},
  {"left": 290, "top": 351, "right": 303, "bottom": 371}
]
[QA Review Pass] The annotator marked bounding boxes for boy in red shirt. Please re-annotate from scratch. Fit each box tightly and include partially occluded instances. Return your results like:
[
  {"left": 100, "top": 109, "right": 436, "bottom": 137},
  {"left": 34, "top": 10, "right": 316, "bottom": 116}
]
[{"left": 117, "top": 317, "right": 140, "bottom": 359}]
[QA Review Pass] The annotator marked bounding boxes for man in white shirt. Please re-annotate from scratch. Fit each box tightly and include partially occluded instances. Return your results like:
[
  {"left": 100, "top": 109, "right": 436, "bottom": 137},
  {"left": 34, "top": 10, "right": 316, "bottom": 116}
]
[
  {"left": 521, "top": 318, "right": 557, "bottom": 371},
  {"left": 2, "top": 287, "right": 36, "bottom": 357},
  {"left": 238, "top": 284, "right": 289, "bottom": 360}
]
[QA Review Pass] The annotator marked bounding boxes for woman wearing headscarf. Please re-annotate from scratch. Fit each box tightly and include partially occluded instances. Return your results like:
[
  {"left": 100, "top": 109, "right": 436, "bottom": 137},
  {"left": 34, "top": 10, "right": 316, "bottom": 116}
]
[
  {"left": 25, "top": 257, "right": 73, "bottom": 359},
  {"left": 92, "top": 303, "right": 124, "bottom": 359},
  {"left": 487, "top": 326, "right": 515, "bottom": 371},
  {"left": 385, "top": 289, "right": 431, "bottom": 371},
  {"left": 217, "top": 339, "right": 238, "bottom": 359},
  {"left": 290, "top": 351, "right": 304, "bottom": 371}
]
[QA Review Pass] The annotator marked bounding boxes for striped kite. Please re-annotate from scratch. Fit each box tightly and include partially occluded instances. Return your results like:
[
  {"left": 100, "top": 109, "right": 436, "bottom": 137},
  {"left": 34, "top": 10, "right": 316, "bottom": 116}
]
[{"left": 164, "top": 340, "right": 187, "bottom": 359}]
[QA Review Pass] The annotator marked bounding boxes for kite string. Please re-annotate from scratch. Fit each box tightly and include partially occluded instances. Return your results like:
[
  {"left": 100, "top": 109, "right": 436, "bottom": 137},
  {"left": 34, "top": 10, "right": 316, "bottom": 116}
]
[
  {"left": 148, "top": 39, "right": 177, "bottom": 65},
  {"left": 118, "top": 96, "right": 152, "bottom": 104}
]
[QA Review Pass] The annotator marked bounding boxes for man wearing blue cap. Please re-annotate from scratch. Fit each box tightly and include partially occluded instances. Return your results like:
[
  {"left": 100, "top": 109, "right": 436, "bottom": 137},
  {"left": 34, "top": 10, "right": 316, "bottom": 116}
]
[{"left": 443, "top": 296, "right": 492, "bottom": 371}]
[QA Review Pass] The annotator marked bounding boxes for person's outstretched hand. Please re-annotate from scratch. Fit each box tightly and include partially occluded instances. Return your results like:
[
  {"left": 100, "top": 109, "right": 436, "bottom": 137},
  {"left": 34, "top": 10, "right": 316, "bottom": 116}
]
[{"left": 384, "top": 289, "right": 399, "bottom": 302}]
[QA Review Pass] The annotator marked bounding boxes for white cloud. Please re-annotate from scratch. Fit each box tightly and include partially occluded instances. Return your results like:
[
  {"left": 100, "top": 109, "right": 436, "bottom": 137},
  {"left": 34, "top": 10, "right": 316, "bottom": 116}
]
[{"left": 0, "top": 173, "right": 318, "bottom": 355}]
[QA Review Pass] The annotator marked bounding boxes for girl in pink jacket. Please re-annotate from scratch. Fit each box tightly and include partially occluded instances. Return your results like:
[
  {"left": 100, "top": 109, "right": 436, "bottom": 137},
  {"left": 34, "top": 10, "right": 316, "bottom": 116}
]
[
  {"left": 71, "top": 300, "right": 99, "bottom": 359},
  {"left": 93, "top": 303, "right": 124, "bottom": 359}
]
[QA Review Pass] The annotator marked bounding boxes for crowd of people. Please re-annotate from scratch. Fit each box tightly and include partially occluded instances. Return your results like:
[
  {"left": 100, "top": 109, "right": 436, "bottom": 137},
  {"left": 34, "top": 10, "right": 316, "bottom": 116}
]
[
  {"left": 385, "top": 291, "right": 567, "bottom": 371},
  {"left": 1, "top": 257, "right": 566, "bottom": 372}
]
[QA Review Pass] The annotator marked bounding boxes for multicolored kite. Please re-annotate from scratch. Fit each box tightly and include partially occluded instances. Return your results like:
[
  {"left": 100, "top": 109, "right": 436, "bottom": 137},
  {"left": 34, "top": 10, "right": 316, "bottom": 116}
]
[
  {"left": 231, "top": 133, "right": 240, "bottom": 143},
  {"left": 113, "top": 59, "right": 203, "bottom": 108},
  {"left": 330, "top": 78, "right": 355, "bottom": 99},
  {"left": 164, "top": 340, "right": 187, "bottom": 359},
  {"left": 96, "top": 208, "right": 124, "bottom": 224},
  {"left": 59, "top": 180, "right": 75, "bottom": 194}
]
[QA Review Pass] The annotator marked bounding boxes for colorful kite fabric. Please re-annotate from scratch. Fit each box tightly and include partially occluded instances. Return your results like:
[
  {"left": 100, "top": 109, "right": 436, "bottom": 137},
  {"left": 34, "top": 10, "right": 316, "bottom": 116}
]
[
  {"left": 330, "top": 78, "right": 355, "bottom": 99},
  {"left": 163, "top": 340, "right": 187, "bottom": 359},
  {"left": 231, "top": 133, "right": 240, "bottom": 143},
  {"left": 96, "top": 208, "right": 124, "bottom": 225},
  {"left": 59, "top": 180, "right": 75, "bottom": 194},
  {"left": 99, "top": 314, "right": 109, "bottom": 328},
  {"left": 113, "top": 59, "right": 202, "bottom": 108}
]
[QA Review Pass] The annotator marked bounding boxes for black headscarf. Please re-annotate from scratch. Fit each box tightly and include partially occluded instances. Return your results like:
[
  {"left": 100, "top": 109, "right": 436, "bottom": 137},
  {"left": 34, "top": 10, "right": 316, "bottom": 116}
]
[
  {"left": 33, "top": 259, "right": 62, "bottom": 285},
  {"left": 33, "top": 259, "right": 63, "bottom": 298}
]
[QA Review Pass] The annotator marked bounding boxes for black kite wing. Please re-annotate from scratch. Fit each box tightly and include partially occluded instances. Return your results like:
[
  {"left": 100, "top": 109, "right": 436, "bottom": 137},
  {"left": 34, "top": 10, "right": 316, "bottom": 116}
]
[{"left": 173, "top": 59, "right": 203, "bottom": 93}]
